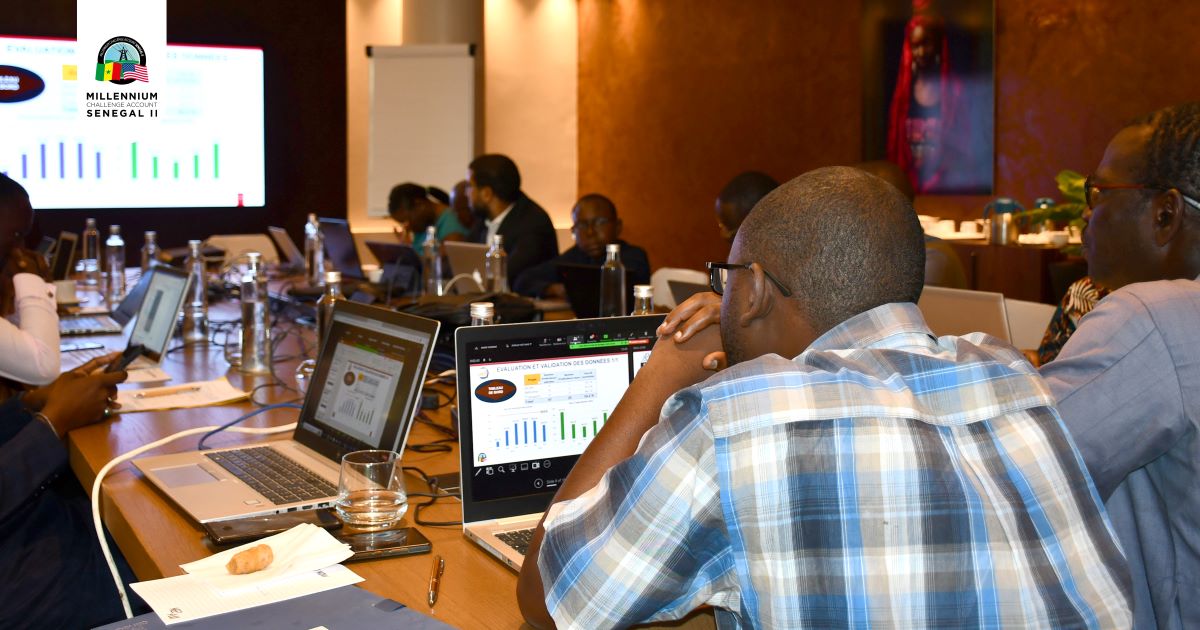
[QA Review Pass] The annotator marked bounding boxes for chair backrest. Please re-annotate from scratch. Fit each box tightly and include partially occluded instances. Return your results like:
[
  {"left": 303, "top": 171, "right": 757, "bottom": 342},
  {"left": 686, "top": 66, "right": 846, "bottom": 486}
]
[
  {"left": 650, "top": 267, "right": 709, "bottom": 309},
  {"left": 1004, "top": 298, "right": 1057, "bottom": 351},
  {"left": 917, "top": 286, "right": 1011, "bottom": 342}
]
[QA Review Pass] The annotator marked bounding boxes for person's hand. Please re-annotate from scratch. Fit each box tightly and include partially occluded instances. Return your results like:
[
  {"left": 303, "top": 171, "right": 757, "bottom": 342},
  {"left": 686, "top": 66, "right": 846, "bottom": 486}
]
[
  {"left": 645, "top": 323, "right": 725, "bottom": 390},
  {"left": 656, "top": 292, "right": 727, "bottom": 371},
  {"left": 393, "top": 226, "right": 412, "bottom": 245},
  {"left": 23, "top": 352, "right": 126, "bottom": 436}
]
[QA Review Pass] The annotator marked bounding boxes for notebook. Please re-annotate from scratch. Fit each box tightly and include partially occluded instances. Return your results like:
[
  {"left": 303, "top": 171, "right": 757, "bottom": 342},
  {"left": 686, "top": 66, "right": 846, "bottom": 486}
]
[
  {"left": 443, "top": 241, "right": 489, "bottom": 294},
  {"left": 916, "top": 285, "right": 1012, "bottom": 342},
  {"left": 60, "top": 267, "right": 155, "bottom": 336},
  {"left": 134, "top": 301, "right": 440, "bottom": 523},
  {"left": 455, "top": 314, "right": 664, "bottom": 570},
  {"left": 61, "top": 265, "right": 191, "bottom": 371}
]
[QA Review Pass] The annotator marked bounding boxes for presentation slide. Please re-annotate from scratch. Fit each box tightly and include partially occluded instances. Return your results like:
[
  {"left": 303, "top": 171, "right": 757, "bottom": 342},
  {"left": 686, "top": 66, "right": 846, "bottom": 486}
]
[
  {"left": 469, "top": 353, "right": 630, "bottom": 468},
  {"left": 315, "top": 341, "right": 404, "bottom": 445},
  {"left": 0, "top": 36, "right": 265, "bottom": 208}
]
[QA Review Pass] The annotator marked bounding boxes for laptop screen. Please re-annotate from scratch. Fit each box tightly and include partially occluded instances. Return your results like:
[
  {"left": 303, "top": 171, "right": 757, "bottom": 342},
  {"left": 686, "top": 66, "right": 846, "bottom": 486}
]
[
  {"left": 294, "top": 302, "right": 440, "bottom": 463},
  {"left": 318, "top": 218, "right": 366, "bottom": 280},
  {"left": 456, "top": 315, "right": 664, "bottom": 523},
  {"left": 128, "top": 266, "right": 190, "bottom": 361}
]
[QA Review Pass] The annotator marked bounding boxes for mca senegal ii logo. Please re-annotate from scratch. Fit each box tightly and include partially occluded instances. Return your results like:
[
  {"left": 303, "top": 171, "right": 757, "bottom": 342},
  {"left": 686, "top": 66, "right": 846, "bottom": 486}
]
[{"left": 94, "top": 36, "right": 149, "bottom": 84}]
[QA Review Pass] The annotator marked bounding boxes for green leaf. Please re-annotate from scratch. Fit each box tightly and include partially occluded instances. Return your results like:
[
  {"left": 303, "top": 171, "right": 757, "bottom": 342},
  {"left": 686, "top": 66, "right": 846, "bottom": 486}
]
[{"left": 1056, "top": 169, "right": 1087, "bottom": 203}]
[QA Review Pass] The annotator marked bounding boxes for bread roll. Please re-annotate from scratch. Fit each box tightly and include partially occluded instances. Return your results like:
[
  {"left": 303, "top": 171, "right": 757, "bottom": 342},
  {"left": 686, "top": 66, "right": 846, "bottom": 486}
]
[{"left": 226, "top": 544, "right": 274, "bottom": 574}]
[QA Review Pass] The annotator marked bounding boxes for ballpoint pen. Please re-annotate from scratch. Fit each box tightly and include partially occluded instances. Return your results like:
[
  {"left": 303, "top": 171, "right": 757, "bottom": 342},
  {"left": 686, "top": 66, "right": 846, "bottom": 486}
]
[
  {"left": 428, "top": 554, "right": 444, "bottom": 607},
  {"left": 134, "top": 385, "right": 202, "bottom": 399}
]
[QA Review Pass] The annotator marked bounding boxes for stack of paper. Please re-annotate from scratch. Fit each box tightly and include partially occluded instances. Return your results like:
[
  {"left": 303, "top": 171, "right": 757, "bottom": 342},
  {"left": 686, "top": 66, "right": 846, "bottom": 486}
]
[
  {"left": 130, "top": 524, "right": 359, "bottom": 625},
  {"left": 115, "top": 377, "right": 249, "bottom": 413}
]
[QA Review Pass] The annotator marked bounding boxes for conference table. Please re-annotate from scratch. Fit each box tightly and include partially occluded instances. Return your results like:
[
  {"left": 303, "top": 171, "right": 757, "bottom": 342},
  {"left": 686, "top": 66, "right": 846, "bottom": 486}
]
[{"left": 65, "top": 289, "right": 712, "bottom": 629}]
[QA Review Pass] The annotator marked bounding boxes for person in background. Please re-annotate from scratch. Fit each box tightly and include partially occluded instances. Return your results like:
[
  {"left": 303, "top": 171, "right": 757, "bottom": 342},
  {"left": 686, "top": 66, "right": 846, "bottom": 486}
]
[
  {"left": 0, "top": 353, "right": 140, "bottom": 628},
  {"left": 466, "top": 154, "right": 558, "bottom": 285},
  {"left": 449, "top": 180, "right": 476, "bottom": 234},
  {"left": 0, "top": 174, "right": 59, "bottom": 387},
  {"left": 513, "top": 194, "right": 650, "bottom": 298},
  {"left": 517, "top": 167, "right": 1131, "bottom": 628},
  {"left": 1038, "top": 102, "right": 1200, "bottom": 629},
  {"left": 386, "top": 182, "right": 467, "bottom": 250},
  {"left": 1035, "top": 276, "right": 1107, "bottom": 365},
  {"left": 714, "top": 171, "right": 779, "bottom": 242},
  {"left": 854, "top": 159, "right": 967, "bottom": 289}
]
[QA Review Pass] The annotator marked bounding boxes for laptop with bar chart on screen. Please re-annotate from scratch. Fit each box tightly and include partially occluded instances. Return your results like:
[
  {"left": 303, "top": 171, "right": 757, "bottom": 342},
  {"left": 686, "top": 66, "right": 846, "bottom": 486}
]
[{"left": 455, "top": 314, "right": 664, "bottom": 571}]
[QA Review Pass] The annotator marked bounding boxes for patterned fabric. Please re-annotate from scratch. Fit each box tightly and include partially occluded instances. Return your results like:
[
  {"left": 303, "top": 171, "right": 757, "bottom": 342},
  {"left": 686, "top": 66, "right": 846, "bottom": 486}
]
[
  {"left": 1037, "top": 277, "right": 1108, "bottom": 365},
  {"left": 538, "top": 302, "right": 1132, "bottom": 630}
]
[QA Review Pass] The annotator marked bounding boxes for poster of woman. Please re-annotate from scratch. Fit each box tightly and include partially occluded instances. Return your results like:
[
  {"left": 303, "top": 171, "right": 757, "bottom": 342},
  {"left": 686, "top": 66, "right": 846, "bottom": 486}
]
[{"left": 863, "top": 0, "right": 994, "bottom": 194}]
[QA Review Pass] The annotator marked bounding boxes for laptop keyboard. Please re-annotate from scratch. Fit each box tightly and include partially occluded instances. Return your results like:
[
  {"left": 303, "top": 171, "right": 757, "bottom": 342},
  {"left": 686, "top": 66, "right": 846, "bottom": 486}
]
[
  {"left": 206, "top": 447, "right": 337, "bottom": 506},
  {"left": 496, "top": 528, "right": 535, "bottom": 556},
  {"left": 62, "top": 315, "right": 120, "bottom": 333}
]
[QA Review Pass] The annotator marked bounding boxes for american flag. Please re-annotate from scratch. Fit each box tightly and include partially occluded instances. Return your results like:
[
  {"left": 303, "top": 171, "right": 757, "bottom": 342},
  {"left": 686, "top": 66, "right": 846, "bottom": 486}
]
[{"left": 122, "top": 63, "right": 149, "bottom": 82}]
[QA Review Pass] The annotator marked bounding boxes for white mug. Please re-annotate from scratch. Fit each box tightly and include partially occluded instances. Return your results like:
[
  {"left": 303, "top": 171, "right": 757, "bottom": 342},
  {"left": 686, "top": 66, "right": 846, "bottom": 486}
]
[{"left": 960, "top": 220, "right": 981, "bottom": 235}]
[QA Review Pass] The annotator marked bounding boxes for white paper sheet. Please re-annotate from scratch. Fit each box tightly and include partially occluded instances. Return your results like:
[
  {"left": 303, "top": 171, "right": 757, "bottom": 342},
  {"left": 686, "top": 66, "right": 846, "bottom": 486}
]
[
  {"left": 115, "top": 377, "right": 249, "bottom": 413},
  {"left": 130, "top": 564, "right": 363, "bottom": 625},
  {"left": 180, "top": 524, "right": 354, "bottom": 594},
  {"left": 122, "top": 366, "right": 172, "bottom": 384}
]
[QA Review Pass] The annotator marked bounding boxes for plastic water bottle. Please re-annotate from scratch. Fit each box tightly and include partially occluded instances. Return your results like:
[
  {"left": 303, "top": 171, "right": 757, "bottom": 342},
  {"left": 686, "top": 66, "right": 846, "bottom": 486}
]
[
  {"left": 484, "top": 235, "right": 508, "bottom": 293},
  {"left": 316, "top": 270, "right": 343, "bottom": 345},
  {"left": 81, "top": 218, "right": 101, "bottom": 286},
  {"left": 304, "top": 213, "right": 325, "bottom": 286},
  {"left": 631, "top": 284, "right": 654, "bottom": 315},
  {"left": 239, "top": 252, "right": 272, "bottom": 375},
  {"left": 470, "top": 302, "right": 495, "bottom": 326},
  {"left": 421, "top": 226, "right": 443, "bottom": 296},
  {"left": 181, "top": 240, "right": 209, "bottom": 343},
  {"left": 141, "top": 231, "right": 159, "bottom": 272},
  {"left": 598, "top": 243, "right": 625, "bottom": 317},
  {"left": 105, "top": 225, "right": 126, "bottom": 301}
]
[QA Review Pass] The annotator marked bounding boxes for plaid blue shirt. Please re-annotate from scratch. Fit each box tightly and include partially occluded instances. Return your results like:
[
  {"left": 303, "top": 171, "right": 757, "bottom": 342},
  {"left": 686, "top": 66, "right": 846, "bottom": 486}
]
[{"left": 538, "top": 302, "right": 1132, "bottom": 629}]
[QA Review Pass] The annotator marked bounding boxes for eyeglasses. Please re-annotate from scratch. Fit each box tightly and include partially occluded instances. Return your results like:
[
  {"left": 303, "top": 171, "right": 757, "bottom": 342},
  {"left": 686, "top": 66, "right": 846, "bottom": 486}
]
[
  {"left": 706, "top": 261, "right": 793, "bottom": 297},
  {"left": 1084, "top": 174, "right": 1200, "bottom": 212},
  {"left": 571, "top": 216, "right": 614, "bottom": 233}
]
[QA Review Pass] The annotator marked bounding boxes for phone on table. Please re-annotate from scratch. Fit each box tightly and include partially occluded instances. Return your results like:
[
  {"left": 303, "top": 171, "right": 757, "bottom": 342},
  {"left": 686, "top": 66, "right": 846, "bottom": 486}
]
[
  {"left": 106, "top": 343, "right": 146, "bottom": 373},
  {"left": 336, "top": 527, "right": 432, "bottom": 560},
  {"left": 203, "top": 509, "right": 343, "bottom": 545}
]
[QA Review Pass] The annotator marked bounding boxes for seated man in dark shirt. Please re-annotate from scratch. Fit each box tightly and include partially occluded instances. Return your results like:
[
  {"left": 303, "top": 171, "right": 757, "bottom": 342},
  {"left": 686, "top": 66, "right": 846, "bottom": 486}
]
[
  {"left": 465, "top": 154, "right": 558, "bottom": 286},
  {"left": 514, "top": 194, "right": 650, "bottom": 298}
]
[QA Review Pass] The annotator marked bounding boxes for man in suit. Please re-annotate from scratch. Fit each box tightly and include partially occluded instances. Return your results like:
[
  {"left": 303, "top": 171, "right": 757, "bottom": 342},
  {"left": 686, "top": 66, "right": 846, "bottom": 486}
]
[{"left": 466, "top": 154, "right": 558, "bottom": 286}]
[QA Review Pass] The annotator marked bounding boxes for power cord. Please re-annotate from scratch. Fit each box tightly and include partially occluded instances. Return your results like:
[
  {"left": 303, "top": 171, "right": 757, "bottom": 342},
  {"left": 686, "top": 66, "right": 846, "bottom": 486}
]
[
  {"left": 91, "top": 416, "right": 299, "bottom": 619},
  {"left": 402, "top": 466, "right": 462, "bottom": 527},
  {"left": 196, "top": 402, "right": 303, "bottom": 450}
]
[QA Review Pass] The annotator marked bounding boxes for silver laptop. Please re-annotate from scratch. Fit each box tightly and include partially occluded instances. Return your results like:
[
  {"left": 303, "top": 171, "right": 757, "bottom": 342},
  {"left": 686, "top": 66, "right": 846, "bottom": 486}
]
[
  {"left": 60, "top": 268, "right": 156, "bottom": 336},
  {"left": 268, "top": 226, "right": 305, "bottom": 272},
  {"left": 61, "top": 265, "right": 191, "bottom": 371},
  {"left": 455, "top": 315, "right": 664, "bottom": 570},
  {"left": 443, "top": 241, "right": 489, "bottom": 294},
  {"left": 135, "top": 301, "right": 440, "bottom": 523},
  {"left": 917, "top": 286, "right": 1012, "bottom": 342}
]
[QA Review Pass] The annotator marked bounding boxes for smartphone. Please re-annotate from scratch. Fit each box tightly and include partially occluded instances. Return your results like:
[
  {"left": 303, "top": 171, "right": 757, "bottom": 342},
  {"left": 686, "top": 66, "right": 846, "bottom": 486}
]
[
  {"left": 106, "top": 343, "right": 146, "bottom": 373},
  {"left": 203, "top": 509, "right": 343, "bottom": 545},
  {"left": 335, "top": 527, "right": 432, "bottom": 561},
  {"left": 61, "top": 341, "right": 105, "bottom": 352}
]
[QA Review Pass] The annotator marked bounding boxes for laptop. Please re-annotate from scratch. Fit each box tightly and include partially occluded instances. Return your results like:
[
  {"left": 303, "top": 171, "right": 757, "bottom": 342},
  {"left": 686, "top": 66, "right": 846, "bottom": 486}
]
[
  {"left": 61, "top": 265, "right": 192, "bottom": 371},
  {"left": 917, "top": 286, "right": 1012, "bottom": 342},
  {"left": 443, "top": 241, "right": 489, "bottom": 294},
  {"left": 365, "top": 240, "right": 421, "bottom": 269},
  {"left": 556, "top": 262, "right": 636, "bottom": 319},
  {"left": 134, "top": 301, "right": 440, "bottom": 523},
  {"left": 60, "top": 268, "right": 156, "bottom": 336},
  {"left": 319, "top": 217, "right": 366, "bottom": 281},
  {"left": 268, "top": 226, "right": 305, "bottom": 272},
  {"left": 668, "top": 279, "right": 710, "bottom": 307},
  {"left": 50, "top": 231, "right": 78, "bottom": 282},
  {"left": 455, "top": 314, "right": 665, "bottom": 570}
]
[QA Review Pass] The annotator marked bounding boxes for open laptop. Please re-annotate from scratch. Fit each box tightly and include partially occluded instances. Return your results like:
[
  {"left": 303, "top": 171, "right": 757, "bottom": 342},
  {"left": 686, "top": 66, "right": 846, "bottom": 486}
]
[
  {"left": 668, "top": 279, "right": 709, "bottom": 307},
  {"left": 443, "top": 241, "right": 489, "bottom": 294},
  {"left": 268, "top": 226, "right": 305, "bottom": 272},
  {"left": 556, "top": 262, "right": 636, "bottom": 319},
  {"left": 60, "top": 268, "right": 156, "bottom": 336},
  {"left": 61, "top": 265, "right": 192, "bottom": 371},
  {"left": 917, "top": 286, "right": 1012, "bottom": 342},
  {"left": 319, "top": 217, "right": 367, "bottom": 281},
  {"left": 50, "top": 231, "right": 78, "bottom": 282},
  {"left": 456, "top": 314, "right": 664, "bottom": 570},
  {"left": 134, "top": 301, "right": 440, "bottom": 523}
]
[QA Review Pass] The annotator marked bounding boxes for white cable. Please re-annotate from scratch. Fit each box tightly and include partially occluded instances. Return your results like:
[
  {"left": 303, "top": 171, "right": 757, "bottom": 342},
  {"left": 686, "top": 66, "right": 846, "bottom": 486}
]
[
  {"left": 91, "top": 422, "right": 298, "bottom": 618},
  {"left": 441, "top": 273, "right": 483, "bottom": 294}
]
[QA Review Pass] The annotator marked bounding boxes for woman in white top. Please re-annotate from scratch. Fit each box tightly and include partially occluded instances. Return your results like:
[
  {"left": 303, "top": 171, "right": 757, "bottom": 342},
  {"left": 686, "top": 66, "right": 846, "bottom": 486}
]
[{"left": 0, "top": 175, "right": 59, "bottom": 385}]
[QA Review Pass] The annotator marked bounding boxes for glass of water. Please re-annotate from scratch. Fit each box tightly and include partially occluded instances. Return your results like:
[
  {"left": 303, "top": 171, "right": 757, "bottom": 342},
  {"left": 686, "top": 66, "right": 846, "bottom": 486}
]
[{"left": 335, "top": 450, "right": 407, "bottom": 531}]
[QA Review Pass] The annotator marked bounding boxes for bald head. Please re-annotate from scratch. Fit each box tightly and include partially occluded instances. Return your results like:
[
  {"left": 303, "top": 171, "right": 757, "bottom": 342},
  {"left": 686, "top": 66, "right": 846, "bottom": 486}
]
[{"left": 729, "top": 167, "right": 924, "bottom": 350}]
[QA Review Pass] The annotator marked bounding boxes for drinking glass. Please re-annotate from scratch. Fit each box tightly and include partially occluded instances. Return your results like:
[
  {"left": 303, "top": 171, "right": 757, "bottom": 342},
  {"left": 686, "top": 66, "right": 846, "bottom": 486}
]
[{"left": 335, "top": 450, "right": 407, "bottom": 531}]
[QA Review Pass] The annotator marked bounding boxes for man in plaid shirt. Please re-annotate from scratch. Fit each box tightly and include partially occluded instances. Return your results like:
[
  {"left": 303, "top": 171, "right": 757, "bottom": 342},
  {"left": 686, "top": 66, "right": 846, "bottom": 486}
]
[{"left": 517, "top": 167, "right": 1131, "bottom": 629}]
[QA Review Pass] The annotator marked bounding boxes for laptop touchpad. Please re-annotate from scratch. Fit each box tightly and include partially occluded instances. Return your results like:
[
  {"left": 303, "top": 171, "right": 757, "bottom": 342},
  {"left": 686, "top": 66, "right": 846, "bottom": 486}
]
[{"left": 156, "top": 464, "right": 219, "bottom": 488}]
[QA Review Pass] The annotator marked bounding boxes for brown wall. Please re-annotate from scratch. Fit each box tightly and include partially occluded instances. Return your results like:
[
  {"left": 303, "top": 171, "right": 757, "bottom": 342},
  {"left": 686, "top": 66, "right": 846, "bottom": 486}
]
[{"left": 579, "top": 0, "right": 1200, "bottom": 271}]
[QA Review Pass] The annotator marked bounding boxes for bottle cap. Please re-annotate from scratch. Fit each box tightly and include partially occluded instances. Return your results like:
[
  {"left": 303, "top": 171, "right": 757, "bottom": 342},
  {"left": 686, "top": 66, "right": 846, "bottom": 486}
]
[
  {"left": 470, "top": 302, "right": 494, "bottom": 318},
  {"left": 188, "top": 239, "right": 202, "bottom": 247},
  {"left": 324, "top": 270, "right": 342, "bottom": 284},
  {"left": 606, "top": 243, "right": 621, "bottom": 254},
  {"left": 247, "top": 252, "right": 262, "bottom": 264},
  {"left": 308, "top": 213, "right": 317, "bottom": 222},
  {"left": 109, "top": 225, "right": 121, "bottom": 234},
  {"left": 633, "top": 284, "right": 653, "bottom": 298},
  {"left": 491, "top": 234, "right": 504, "bottom": 247},
  {"left": 145, "top": 230, "right": 156, "bottom": 238},
  {"left": 86, "top": 218, "right": 97, "bottom": 226},
  {"left": 426, "top": 225, "right": 437, "bottom": 236}
]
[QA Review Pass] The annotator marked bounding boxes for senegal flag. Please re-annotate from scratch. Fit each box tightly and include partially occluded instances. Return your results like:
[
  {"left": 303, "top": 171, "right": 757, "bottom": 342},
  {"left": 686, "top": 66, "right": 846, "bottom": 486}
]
[
  {"left": 111, "top": 63, "right": 123, "bottom": 80},
  {"left": 95, "top": 62, "right": 115, "bottom": 81}
]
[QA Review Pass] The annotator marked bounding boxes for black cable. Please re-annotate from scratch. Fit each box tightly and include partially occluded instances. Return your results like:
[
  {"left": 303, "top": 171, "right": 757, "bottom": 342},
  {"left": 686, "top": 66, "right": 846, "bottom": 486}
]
[{"left": 402, "top": 466, "right": 461, "bottom": 527}]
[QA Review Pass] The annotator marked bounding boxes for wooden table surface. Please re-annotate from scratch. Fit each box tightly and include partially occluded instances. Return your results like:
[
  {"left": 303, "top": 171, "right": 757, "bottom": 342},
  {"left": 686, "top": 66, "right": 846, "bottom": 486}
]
[{"left": 65, "top": 299, "right": 528, "bottom": 629}]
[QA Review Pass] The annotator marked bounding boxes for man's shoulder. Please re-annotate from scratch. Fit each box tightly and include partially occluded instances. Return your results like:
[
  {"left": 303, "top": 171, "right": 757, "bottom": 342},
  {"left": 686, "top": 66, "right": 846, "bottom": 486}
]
[{"left": 1077, "top": 278, "right": 1200, "bottom": 339}]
